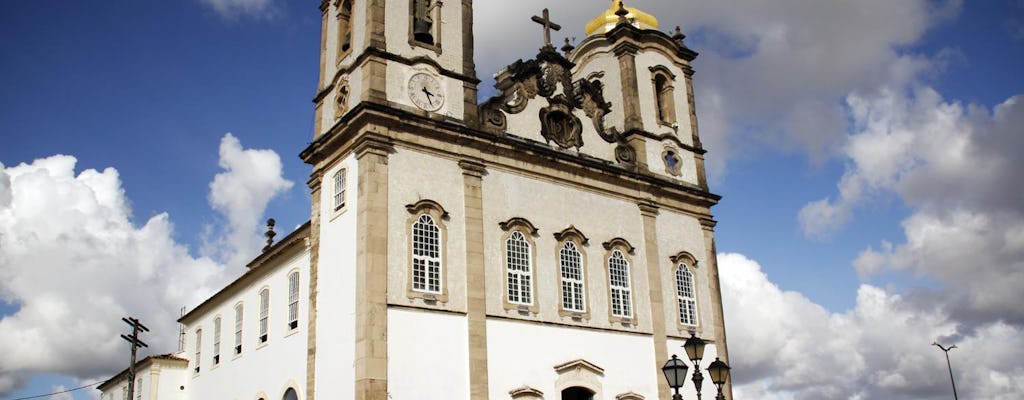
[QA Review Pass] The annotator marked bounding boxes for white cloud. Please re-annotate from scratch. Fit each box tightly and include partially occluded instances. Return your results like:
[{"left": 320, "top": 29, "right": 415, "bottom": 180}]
[
  {"left": 0, "top": 134, "right": 292, "bottom": 396},
  {"left": 721, "top": 252, "right": 1024, "bottom": 399},
  {"left": 198, "top": 0, "right": 278, "bottom": 20},
  {"left": 205, "top": 133, "right": 294, "bottom": 270}
]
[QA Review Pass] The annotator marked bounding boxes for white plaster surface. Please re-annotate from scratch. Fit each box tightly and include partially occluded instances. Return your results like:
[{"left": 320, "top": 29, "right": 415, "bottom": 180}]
[{"left": 387, "top": 308, "right": 470, "bottom": 400}]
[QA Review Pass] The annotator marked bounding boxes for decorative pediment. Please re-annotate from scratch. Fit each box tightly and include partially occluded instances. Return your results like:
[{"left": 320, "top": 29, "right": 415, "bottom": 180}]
[
  {"left": 553, "top": 359, "right": 605, "bottom": 376},
  {"left": 615, "top": 392, "right": 645, "bottom": 400},
  {"left": 670, "top": 251, "right": 698, "bottom": 266},
  {"left": 499, "top": 217, "right": 540, "bottom": 236},
  {"left": 602, "top": 237, "right": 636, "bottom": 255},
  {"left": 554, "top": 225, "right": 589, "bottom": 246},
  {"left": 479, "top": 46, "right": 618, "bottom": 145},
  {"left": 405, "top": 199, "right": 450, "bottom": 220},
  {"left": 509, "top": 386, "right": 544, "bottom": 399}
]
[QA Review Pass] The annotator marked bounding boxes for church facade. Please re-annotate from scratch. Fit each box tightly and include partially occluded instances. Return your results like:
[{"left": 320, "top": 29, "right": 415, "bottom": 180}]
[{"left": 99, "top": 1, "right": 732, "bottom": 400}]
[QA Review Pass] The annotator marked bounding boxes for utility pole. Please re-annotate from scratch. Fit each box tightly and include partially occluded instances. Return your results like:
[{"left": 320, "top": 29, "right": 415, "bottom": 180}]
[
  {"left": 932, "top": 342, "right": 959, "bottom": 400},
  {"left": 121, "top": 317, "right": 150, "bottom": 400}
]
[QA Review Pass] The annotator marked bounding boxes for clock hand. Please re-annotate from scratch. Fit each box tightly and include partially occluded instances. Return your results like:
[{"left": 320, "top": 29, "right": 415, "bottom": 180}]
[{"left": 421, "top": 87, "right": 435, "bottom": 105}]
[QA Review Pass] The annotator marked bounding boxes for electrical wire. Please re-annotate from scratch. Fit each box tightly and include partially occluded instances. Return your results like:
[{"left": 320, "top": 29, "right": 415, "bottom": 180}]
[{"left": 9, "top": 380, "right": 104, "bottom": 400}]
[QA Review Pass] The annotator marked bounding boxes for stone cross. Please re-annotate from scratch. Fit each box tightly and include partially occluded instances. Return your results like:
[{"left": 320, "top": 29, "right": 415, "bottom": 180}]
[{"left": 531, "top": 8, "right": 562, "bottom": 48}]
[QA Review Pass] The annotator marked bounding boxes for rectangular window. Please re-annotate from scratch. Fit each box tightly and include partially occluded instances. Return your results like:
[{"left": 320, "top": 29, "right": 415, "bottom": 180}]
[
  {"left": 212, "top": 317, "right": 221, "bottom": 364},
  {"left": 234, "top": 304, "right": 243, "bottom": 354},
  {"left": 288, "top": 272, "right": 300, "bottom": 330},
  {"left": 259, "top": 290, "right": 269, "bottom": 343},
  {"left": 193, "top": 329, "right": 201, "bottom": 374},
  {"left": 333, "top": 169, "right": 346, "bottom": 210},
  {"left": 677, "top": 266, "right": 698, "bottom": 326},
  {"left": 608, "top": 251, "right": 632, "bottom": 318},
  {"left": 505, "top": 232, "right": 532, "bottom": 305},
  {"left": 411, "top": 214, "right": 442, "bottom": 294}
]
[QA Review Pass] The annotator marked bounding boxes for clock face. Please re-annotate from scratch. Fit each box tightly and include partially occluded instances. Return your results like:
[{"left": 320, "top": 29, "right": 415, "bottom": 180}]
[{"left": 408, "top": 73, "right": 445, "bottom": 111}]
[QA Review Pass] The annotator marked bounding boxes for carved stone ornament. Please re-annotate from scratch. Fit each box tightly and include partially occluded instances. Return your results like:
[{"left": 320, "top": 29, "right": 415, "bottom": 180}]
[
  {"left": 334, "top": 76, "right": 351, "bottom": 119},
  {"left": 539, "top": 100, "right": 583, "bottom": 150},
  {"left": 615, "top": 143, "right": 637, "bottom": 165},
  {"left": 479, "top": 46, "right": 617, "bottom": 142}
]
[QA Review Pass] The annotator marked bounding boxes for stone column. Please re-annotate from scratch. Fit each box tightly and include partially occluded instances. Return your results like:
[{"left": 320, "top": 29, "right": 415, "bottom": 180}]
[
  {"left": 354, "top": 137, "right": 393, "bottom": 400},
  {"left": 460, "top": 160, "right": 490, "bottom": 400},
  {"left": 701, "top": 218, "right": 731, "bottom": 400},
  {"left": 639, "top": 202, "right": 670, "bottom": 400},
  {"left": 305, "top": 170, "right": 324, "bottom": 400}
]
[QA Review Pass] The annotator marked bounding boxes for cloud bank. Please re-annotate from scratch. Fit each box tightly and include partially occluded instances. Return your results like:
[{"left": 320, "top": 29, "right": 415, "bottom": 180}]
[
  {"left": 0, "top": 134, "right": 292, "bottom": 396},
  {"left": 198, "top": 0, "right": 279, "bottom": 20}
]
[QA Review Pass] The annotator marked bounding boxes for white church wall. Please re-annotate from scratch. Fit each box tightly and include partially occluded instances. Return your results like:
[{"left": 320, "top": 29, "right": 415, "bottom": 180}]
[
  {"left": 655, "top": 209, "right": 714, "bottom": 340},
  {"left": 386, "top": 308, "right": 470, "bottom": 400},
  {"left": 314, "top": 154, "right": 359, "bottom": 399},
  {"left": 487, "top": 318, "right": 659, "bottom": 400},
  {"left": 384, "top": 0, "right": 465, "bottom": 75},
  {"left": 385, "top": 62, "right": 464, "bottom": 121},
  {"left": 155, "top": 364, "right": 188, "bottom": 400},
  {"left": 480, "top": 168, "right": 652, "bottom": 333},
  {"left": 185, "top": 249, "right": 309, "bottom": 400},
  {"left": 573, "top": 48, "right": 626, "bottom": 138},
  {"left": 387, "top": 148, "right": 468, "bottom": 312}
]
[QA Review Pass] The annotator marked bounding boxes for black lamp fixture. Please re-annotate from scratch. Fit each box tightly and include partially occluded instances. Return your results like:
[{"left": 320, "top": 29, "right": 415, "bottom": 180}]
[
  {"left": 706, "top": 357, "right": 731, "bottom": 400},
  {"left": 682, "top": 333, "right": 707, "bottom": 400},
  {"left": 662, "top": 354, "right": 689, "bottom": 400}
]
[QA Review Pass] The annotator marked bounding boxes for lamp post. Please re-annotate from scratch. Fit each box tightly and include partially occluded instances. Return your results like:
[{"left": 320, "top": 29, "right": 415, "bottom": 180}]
[
  {"left": 932, "top": 342, "right": 959, "bottom": 400},
  {"left": 662, "top": 354, "right": 689, "bottom": 400},
  {"left": 683, "top": 333, "right": 707, "bottom": 400},
  {"left": 706, "top": 357, "right": 731, "bottom": 400}
]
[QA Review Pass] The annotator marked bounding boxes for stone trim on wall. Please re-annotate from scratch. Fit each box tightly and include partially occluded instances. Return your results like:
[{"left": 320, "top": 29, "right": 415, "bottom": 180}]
[
  {"left": 638, "top": 202, "right": 671, "bottom": 400},
  {"left": 554, "top": 226, "right": 592, "bottom": 320},
  {"left": 498, "top": 217, "right": 541, "bottom": 315},
  {"left": 404, "top": 199, "right": 451, "bottom": 303},
  {"left": 602, "top": 241, "right": 639, "bottom": 327},
  {"left": 460, "top": 159, "right": 490, "bottom": 400}
]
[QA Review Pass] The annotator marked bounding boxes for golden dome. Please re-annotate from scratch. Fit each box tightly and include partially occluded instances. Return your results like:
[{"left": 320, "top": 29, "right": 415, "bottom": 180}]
[{"left": 585, "top": 0, "right": 659, "bottom": 36}]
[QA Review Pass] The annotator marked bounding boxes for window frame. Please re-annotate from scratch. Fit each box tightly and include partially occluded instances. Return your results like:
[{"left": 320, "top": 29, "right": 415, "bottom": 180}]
[
  {"left": 335, "top": 0, "right": 354, "bottom": 64},
  {"left": 258, "top": 288, "right": 270, "bottom": 345},
  {"left": 287, "top": 270, "right": 300, "bottom": 331},
  {"left": 332, "top": 168, "right": 347, "bottom": 211},
  {"left": 671, "top": 252, "right": 700, "bottom": 330},
  {"left": 603, "top": 237, "right": 637, "bottom": 325},
  {"left": 193, "top": 328, "right": 202, "bottom": 374},
  {"left": 554, "top": 226, "right": 590, "bottom": 319},
  {"left": 233, "top": 303, "right": 244, "bottom": 356},
  {"left": 649, "top": 66, "right": 678, "bottom": 127},
  {"left": 212, "top": 316, "right": 221, "bottom": 365},
  {"left": 499, "top": 217, "right": 540, "bottom": 314},
  {"left": 661, "top": 146, "right": 683, "bottom": 177},
  {"left": 408, "top": 0, "right": 442, "bottom": 53},
  {"left": 405, "top": 200, "right": 450, "bottom": 303}
]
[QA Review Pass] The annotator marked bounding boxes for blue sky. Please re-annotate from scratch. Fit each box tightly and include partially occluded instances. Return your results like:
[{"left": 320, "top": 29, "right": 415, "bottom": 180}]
[{"left": 2, "top": 1, "right": 1023, "bottom": 399}]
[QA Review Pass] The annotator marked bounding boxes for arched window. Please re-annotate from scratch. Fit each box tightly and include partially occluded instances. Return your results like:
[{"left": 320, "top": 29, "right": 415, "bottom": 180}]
[
  {"left": 651, "top": 67, "right": 677, "bottom": 126},
  {"left": 505, "top": 231, "right": 532, "bottom": 305},
  {"left": 259, "top": 289, "right": 270, "bottom": 343},
  {"left": 288, "top": 271, "right": 300, "bottom": 330},
  {"left": 336, "top": 0, "right": 353, "bottom": 57},
  {"left": 411, "top": 0, "right": 439, "bottom": 47},
  {"left": 193, "top": 329, "right": 202, "bottom": 374},
  {"left": 676, "top": 265, "right": 697, "bottom": 326},
  {"left": 412, "top": 214, "right": 442, "bottom": 294},
  {"left": 234, "top": 303, "right": 243, "bottom": 354},
  {"left": 333, "top": 168, "right": 346, "bottom": 210},
  {"left": 561, "top": 386, "right": 594, "bottom": 400},
  {"left": 608, "top": 250, "right": 632, "bottom": 318},
  {"left": 560, "top": 241, "right": 586, "bottom": 312},
  {"left": 283, "top": 388, "right": 299, "bottom": 400},
  {"left": 212, "top": 317, "right": 221, "bottom": 364}
]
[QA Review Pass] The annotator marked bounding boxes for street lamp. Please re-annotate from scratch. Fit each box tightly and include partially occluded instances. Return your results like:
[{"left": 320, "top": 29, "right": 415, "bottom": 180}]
[
  {"left": 706, "top": 357, "right": 731, "bottom": 400},
  {"left": 932, "top": 342, "right": 959, "bottom": 400},
  {"left": 662, "top": 354, "right": 689, "bottom": 400},
  {"left": 683, "top": 333, "right": 707, "bottom": 400}
]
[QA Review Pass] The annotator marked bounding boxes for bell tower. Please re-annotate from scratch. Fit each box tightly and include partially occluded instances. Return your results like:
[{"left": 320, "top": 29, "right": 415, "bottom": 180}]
[{"left": 312, "top": 0, "right": 478, "bottom": 140}]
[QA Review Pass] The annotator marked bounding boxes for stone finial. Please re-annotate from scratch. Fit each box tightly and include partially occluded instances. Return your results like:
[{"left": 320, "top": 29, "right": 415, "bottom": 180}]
[
  {"left": 673, "top": 26, "right": 686, "bottom": 44},
  {"left": 561, "top": 37, "right": 575, "bottom": 54},
  {"left": 615, "top": 1, "right": 629, "bottom": 24},
  {"left": 263, "top": 218, "right": 276, "bottom": 252}
]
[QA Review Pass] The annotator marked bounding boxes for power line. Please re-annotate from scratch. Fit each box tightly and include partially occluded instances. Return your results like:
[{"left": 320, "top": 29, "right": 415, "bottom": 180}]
[{"left": 8, "top": 380, "right": 104, "bottom": 400}]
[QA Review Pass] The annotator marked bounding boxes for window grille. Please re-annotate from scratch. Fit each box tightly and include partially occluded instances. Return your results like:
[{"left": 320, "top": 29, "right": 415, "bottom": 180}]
[
  {"left": 259, "top": 289, "right": 269, "bottom": 343},
  {"left": 212, "top": 317, "right": 221, "bottom": 364},
  {"left": 333, "top": 169, "right": 346, "bottom": 210},
  {"left": 194, "top": 329, "right": 201, "bottom": 373},
  {"left": 234, "top": 304, "right": 243, "bottom": 354},
  {"left": 411, "top": 214, "right": 442, "bottom": 293},
  {"left": 560, "top": 241, "right": 585, "bottom": 312},
  {"left": 608, "top": 250, "right": 632, "bottom": 318},
  {"left": 288, "top": 272, "right": 300, "bottom": 330},
  {"left": 505, "top": 231, "right": 532, "bottom": 304},
  {"left": 676, "top": 266, "right": 698, "bottom": 325}
]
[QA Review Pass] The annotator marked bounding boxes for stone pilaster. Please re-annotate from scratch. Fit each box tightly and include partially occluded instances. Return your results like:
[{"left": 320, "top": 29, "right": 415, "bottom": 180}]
[
  {"left": 682, "top": 66, "right": 708, "bottom": 190},
  {"left": 461, "top": 0, "right": 479, "bottom": 127},
  {"left": 700, "top": 218, "right": 731, "bottom": 400},
  {"left": 614, "top": 42, "right": 643, "bottom": 132},
  {"left": 363, "top": 0, "right": 386, "bottom": 49},
  {"left": 354, "top": 137, "right": 393, "bottom": 400},
  {"left": 638, "top": 202, "right": 670, "bottom": 400},
  {"left": 305, "top": 171, "right": 323, "bottom": 400},
  {"left": 460, "top": 160, "right": 490, "bottom": 400}
]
